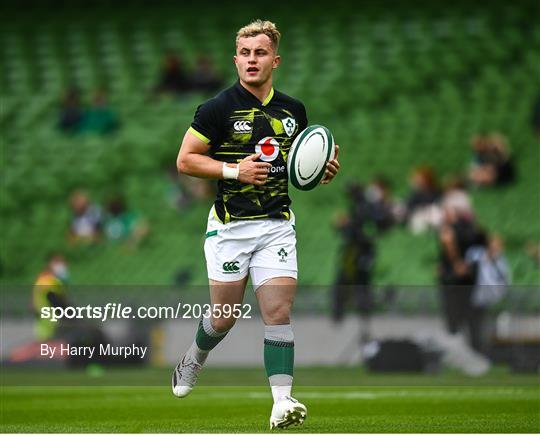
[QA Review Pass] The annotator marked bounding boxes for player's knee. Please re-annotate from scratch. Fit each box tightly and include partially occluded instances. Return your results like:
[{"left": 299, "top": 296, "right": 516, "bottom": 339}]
[
  {"left": 264, "top": 305, "right": 291, "bottom": 325},
  {"left": 211, "top": 316, "right": 236, "bottom": 333}
]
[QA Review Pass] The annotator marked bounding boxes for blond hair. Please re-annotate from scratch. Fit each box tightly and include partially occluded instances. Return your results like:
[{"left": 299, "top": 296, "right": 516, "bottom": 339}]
[{"left": 236, "top": 19, "right": 281, "bottom": 52}]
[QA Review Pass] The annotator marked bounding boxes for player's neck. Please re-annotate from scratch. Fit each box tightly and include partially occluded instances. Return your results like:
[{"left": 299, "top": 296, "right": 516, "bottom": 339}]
[{"left": 239, "top": 80, "right": 273, "bottom": 104}]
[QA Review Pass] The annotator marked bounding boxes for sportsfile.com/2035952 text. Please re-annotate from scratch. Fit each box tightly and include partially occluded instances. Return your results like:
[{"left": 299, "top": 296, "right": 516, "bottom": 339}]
[{"left": 40, "top": 302, "right": 252, "bottom": 322}]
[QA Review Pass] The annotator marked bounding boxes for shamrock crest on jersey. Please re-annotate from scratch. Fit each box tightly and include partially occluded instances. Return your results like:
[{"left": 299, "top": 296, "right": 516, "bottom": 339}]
[{"left": 281, "top": 117, "right": 296, "bottom": 137}]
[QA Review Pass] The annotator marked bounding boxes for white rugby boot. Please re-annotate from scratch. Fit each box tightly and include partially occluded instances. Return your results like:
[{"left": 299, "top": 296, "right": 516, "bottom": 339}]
[
  {"left": 270, "top": 396, "right": 307, "bottom": 429},
  {"left": 171, "top": 353, "right": 202, "bottom": 398}
]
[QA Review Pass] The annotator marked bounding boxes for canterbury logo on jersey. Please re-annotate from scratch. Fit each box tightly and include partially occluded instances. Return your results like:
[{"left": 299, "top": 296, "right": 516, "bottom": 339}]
[
  {"left": 223, "top": 261, "right": 240, "bottom": 273},
  {"left": 233, "top": 120, "right": 252, "bottom": 133}
]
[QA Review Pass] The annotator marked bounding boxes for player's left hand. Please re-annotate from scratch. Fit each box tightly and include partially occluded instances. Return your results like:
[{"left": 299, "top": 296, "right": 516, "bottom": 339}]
[{"left": 320, "top": 144, "right": 340, "bottom": 185}]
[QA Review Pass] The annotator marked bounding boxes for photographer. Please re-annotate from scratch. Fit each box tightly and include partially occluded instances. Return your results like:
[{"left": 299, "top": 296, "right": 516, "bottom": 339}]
[{"left": 332, "top": 179, "right": 396, "bottom": 340}]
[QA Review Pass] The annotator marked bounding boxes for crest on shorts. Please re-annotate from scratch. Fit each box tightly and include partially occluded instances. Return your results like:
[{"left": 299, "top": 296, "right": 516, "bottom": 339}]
[{"left": 281, "top": 117, "right": 296, "bottom": 137}]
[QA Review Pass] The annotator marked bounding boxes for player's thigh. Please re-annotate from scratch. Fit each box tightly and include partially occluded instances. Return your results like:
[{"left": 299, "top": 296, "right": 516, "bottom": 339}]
[
  {"left": 256, "top": 276, "right": 297, "bottom": 325},
  {"left": 250, "top": 218, "right": 297, "bottom": 325},
  {"left": 209, "top": 277, "right": 248, "bottom": 306},
  {"left": 249, "top": 218, "right": 297, "bottom": 291},
  {"left": 208, "top": 277, "right": 248, "bottom": 332}
]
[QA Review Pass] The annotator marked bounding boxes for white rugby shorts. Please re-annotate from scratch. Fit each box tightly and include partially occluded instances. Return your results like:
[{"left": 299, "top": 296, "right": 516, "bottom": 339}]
[{"left": 204, "top": 207, "right": 297, "bottom": 289}]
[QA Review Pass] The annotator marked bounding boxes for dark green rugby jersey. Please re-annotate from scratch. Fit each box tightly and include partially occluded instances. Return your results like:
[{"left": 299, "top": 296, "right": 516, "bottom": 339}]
[{"left": 189, "top": 81, "right": 308, "bottom": 223}]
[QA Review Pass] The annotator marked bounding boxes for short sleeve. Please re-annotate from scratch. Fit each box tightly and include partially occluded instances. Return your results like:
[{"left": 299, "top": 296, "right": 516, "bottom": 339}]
[{"left": 189, "top": 98, "right": 222, "bottom": 148}]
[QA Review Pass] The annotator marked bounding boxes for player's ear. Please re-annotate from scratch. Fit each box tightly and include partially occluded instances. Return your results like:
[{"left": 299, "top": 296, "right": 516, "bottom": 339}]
[{"left": 273, "top": 55, "right": 281, "bottom": 69}]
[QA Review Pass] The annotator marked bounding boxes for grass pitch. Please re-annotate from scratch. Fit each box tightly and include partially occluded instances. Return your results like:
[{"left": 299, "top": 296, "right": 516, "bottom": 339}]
[{"left": 1, "top": 367, "right": 539, "bottom": 433}]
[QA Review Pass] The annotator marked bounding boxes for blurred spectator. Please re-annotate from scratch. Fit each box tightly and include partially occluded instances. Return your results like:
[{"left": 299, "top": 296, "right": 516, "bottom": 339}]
[
  {"left": 405, "top": 166, "right": 442, "bottom": 233},
  {"left": 68, "top": 190, "right": 103, "bottom": 245},
  {"left": 466, "top": 234, "right": 510, "bottom": 307},
  {"left": 32, "top": 252, "right": 70, "bottom": 340},
  {"left": 57, "top": 87, "right": 83, "bottom": 134},
  {"left": 8, "top": 251, "right": 69, "bottom": 363},
  {"left": 181, "top": 173, "right": 215, "bottom": 201},
  {"left": 438, "top": 178, "right": 488, "bottom": 352},
  {"left": 465, "top": 234, "right": 511, "bottom": 354},
  {"left": 155, "top": 52, "right": 191, "bottom": 96},
  {"left": 468, "top": 133, "right": 515, "bottom": 187},
  {"left": 440, "top": 176, "right": 473, "bottom": 219},
  {"left": 80, "top": 89, "right": 119, "bottom": 135},
  {"left": 104, "top": 194, "right": 149, "bottom": 249},
  {"left": 164, "top": 165, "right": 191, "bottom": 211},
  {"left": 189, "top": 55, "right": 223, "bottom": 93},
  {"left": 438, "top": 178, "right": 477, "bottom": 285},
  {"left": 166, "top": 173, "right": 215, "bottom": 211},
  {"left": 332, "top": 178, "right": 396, "bottom": 341},
  {"left": 8, "top": 251, "right": 108, "bottom": 365}
]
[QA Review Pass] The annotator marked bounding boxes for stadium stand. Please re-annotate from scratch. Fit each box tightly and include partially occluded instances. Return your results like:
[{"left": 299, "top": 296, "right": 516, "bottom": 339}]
[{"left": 1, "top": 0, "right": 539, "bottom": 311}]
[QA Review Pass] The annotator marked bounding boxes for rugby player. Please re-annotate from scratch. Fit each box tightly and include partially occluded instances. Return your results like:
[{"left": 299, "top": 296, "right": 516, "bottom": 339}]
[{"left": 172, "top": 19, "right": 340, "bottom": 429}]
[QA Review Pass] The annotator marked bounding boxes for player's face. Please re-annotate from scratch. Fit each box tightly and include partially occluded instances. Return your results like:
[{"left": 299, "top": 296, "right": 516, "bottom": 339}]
[{"left": 234, "top": 34, "right": 280, "bottom": 87}]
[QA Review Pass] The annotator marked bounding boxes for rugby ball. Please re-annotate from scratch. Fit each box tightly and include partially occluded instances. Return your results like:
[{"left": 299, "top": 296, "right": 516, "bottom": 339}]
[{"left": 287, "top": 125, "right": 335, "bottom": 191}]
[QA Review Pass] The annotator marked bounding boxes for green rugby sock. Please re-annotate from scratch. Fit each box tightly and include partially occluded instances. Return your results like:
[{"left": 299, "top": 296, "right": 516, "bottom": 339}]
[
  {"left": 264, "top": 324, "right": 294, "bottom": 377},
  {"left": 195, "top": 317, "right": 228, "bottom": 351},
  {"left": 264, "top": 340, "right": 294, "bottom": 377}
]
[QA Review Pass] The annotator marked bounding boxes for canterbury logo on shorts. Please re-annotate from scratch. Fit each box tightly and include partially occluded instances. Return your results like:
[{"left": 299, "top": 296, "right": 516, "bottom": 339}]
[{"left": 223, "top": 261, "right": 240, "bottom": 273}]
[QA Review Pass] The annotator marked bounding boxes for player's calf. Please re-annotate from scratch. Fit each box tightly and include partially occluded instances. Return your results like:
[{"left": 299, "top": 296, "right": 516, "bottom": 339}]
[{"left": 171, "top": 317, "right": 230, "bottom": 398}]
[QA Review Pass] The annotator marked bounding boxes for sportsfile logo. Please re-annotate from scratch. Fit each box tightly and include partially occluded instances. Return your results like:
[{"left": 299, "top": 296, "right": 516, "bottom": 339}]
[
  {"left": 223, "top": 261, "right": 240, "bottom": 273},
  {"left": 233, "top": 120, "right": 252, "bottom": 133}
]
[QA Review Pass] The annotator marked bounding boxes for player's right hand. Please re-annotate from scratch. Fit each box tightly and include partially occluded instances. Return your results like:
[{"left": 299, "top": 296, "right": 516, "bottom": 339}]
[{"left": 238, "top": 153, "right": 271, "bottom": 186}]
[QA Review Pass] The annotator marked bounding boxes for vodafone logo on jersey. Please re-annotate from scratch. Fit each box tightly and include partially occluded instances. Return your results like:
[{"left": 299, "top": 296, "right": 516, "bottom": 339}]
[{"left": 256, "top": 137, "right": 280, "bottom": 162}]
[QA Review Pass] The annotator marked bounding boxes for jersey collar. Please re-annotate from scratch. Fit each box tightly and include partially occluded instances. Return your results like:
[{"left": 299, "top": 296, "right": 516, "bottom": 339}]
[
  {"left": 236, "top": 81, "right": 274, "bottom": 107},
  {"left": 261, "top": 87, "right": 274, "bottom": 106}
]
